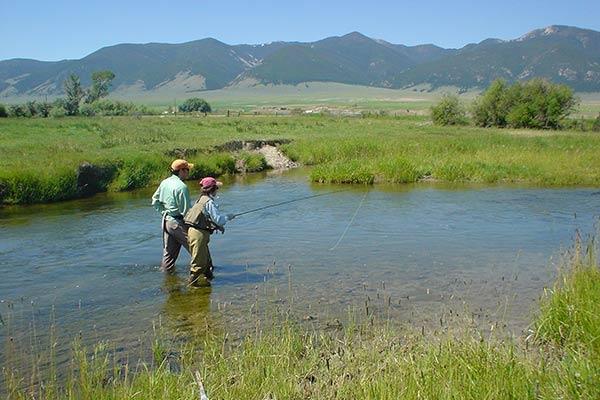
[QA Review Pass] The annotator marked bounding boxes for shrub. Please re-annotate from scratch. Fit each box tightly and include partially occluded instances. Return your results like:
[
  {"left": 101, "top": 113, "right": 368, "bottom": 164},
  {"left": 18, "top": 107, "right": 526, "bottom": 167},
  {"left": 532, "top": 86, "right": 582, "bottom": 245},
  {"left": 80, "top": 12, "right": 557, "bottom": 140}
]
[
  {"left": 87, "top": 99, "right": 138, "bottom": 116},
  {"left": 473, "top": 79, "right": 578, "bottom": 130},
  {"left": 593, "top": 113, "right": 600, "bottom": 132},
  {"left": 239, "top": 152, "right": 268, "bottom": 172},
  {"left": 472, "top": 79, "right": 511, "bottom": 127},
  {"left": 0, "top": 103, "right": 7, "bottom": 117},
  {"left": 430, "top": 94, "right": 468, "bottom": 126},
  {"left": 79, "top": 103, "right": 96, "bottom": 117},
  {"left": 8, "top": 104, "right": 30, "bottom": 117},
  {"left": 35, "top": 101, "right": 52, "bottom": 117},
  {"left": 50, "top": 105, "right": 67, "bottom": 118},
  {"left": 179, "top": 98, "right": 211, "bottom": 113}
]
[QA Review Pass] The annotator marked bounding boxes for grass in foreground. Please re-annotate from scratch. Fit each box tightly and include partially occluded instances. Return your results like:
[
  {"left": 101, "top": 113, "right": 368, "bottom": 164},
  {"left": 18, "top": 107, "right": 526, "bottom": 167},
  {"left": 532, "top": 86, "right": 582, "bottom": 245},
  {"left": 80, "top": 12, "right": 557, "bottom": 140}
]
[
  {"left": 2, "top": 114, "right": 600, "bottom": 204},
  {"left": 3, "top": 238, "right": 599, "bottom": 399}
]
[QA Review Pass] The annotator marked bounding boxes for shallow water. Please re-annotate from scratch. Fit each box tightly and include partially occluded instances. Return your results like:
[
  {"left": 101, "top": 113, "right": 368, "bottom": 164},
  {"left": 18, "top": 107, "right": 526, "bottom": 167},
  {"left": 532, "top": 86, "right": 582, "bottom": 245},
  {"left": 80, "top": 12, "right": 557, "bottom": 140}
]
[{"left": 0, "top": 169, "right": 598, "bottom": 369}]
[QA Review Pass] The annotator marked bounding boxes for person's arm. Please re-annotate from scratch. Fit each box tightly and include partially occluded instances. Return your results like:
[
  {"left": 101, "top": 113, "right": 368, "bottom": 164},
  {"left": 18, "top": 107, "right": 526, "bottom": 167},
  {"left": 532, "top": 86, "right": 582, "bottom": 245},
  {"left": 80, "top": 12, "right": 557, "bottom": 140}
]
[
  {"left": 204, "top": 199, "right": 229, "bottom": 228},
  {"left": 151, "top": 186, "right": 165, "bottom": 214}
]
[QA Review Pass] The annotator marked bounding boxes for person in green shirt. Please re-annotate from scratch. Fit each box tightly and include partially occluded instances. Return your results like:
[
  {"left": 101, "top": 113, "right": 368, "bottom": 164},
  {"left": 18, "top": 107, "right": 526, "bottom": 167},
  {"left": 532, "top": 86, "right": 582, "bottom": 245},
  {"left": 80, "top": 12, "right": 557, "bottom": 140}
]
[{"left": 151, "top": 159, "right": 194, "bottom": 272}]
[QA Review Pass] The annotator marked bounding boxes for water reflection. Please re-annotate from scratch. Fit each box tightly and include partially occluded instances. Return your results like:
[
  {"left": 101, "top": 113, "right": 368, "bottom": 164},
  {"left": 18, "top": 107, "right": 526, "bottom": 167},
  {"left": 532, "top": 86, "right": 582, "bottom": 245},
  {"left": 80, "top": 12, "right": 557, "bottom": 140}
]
[{"left": 161, "top": 274, "right": 213, "bottom": 338}]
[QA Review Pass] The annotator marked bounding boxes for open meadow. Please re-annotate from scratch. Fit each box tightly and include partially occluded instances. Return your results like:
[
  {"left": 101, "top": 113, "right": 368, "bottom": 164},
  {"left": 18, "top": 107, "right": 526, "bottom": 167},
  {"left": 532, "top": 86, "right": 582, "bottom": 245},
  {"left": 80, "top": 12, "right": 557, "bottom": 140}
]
[{"left": 1, "top": 113, "right": 600, "bottom": 204}]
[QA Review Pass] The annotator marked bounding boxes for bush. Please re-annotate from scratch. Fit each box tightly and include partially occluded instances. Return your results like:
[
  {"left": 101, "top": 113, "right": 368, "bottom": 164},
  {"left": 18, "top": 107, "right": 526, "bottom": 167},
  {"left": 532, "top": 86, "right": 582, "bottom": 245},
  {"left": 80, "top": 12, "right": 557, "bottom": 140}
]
[
  {"left": 8, "top": 104, "right": 31, "bottom": 117},
  {"left": 87, "top": 99, "right": 139, "bottom": 116},
  {"left": 79, "top": 103, "right": 96, "bottom": 117},
  {"left": 473, "top": 79, "right": 578, "bottom": 130},
  {"left": 593, "top": 113, "right": 600, "bottom": 132},
  {"left": 430, "top": 94, "right": 468, "bottom": 126},
  {"left": 179, "top": 98, "right": 211, "bottom": 113},
  {"left": 50, "top": 105, "right": 67, "bottom": 118},
  {"left": 0, "top": 103, "right": 7, "bottom": 118},
  {"left": 35, "top": 101, "right": 52, "bottom": 117},
  {"left": 472, "top": 79, "right": 511, "bottom": 127}
]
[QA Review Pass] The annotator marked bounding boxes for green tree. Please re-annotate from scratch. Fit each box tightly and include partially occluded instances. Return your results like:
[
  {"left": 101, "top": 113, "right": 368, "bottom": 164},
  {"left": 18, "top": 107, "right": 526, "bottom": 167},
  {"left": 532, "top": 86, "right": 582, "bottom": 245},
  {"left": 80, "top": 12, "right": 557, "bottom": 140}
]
[
  {"left": 86, "top": 70, "right": 115, "bottom": 103},
  {"left": 178, "top": 98, "right": 212, "bottom": 113},
  {"left": 472, "top": 79, "right": 511, "bottom": 127},
  {"left": 506, "top": 79, "right": 578, "bottom": 129},
  {"left": 0, "top": 104, "right": 7, "bottom": 118},
  {"left": 430, "top": 94, "right": 468, "bottom": 126},
  {"left": 63, "top": 74, "right": 85, "bottom": 115}
]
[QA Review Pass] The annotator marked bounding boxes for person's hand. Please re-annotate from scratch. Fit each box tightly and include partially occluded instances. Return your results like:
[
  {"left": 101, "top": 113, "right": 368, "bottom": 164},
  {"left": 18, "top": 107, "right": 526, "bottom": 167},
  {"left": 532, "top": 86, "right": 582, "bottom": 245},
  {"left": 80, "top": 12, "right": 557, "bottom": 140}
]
[{"left": 227, "top": 214, "right": 236, "bottom": 220}]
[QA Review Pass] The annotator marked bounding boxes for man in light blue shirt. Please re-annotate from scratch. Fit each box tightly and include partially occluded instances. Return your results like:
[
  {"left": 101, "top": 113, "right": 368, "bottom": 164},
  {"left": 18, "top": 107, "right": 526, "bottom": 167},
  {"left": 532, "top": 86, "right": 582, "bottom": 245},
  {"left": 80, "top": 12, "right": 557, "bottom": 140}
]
[{"left": 152, "top": 159, "right": 194, "bottom": 272}]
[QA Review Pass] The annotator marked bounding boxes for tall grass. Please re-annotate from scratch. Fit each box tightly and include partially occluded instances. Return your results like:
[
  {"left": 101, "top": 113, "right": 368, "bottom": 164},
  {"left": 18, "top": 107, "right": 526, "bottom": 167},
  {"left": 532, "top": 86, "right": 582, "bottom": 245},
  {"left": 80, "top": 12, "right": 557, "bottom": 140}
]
[
  {"left": 3, "top": 236, "right": 599, "bottom": 399},
  {"left": 2, "top": 114, "right": 600, "bottom": 203}
]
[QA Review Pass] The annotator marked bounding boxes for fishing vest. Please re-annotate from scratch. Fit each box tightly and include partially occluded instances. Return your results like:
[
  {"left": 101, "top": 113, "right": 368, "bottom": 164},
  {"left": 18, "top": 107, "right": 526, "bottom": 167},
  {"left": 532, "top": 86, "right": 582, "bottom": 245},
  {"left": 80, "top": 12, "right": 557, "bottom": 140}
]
[{"left": 184, "top": 195, "right": 216, "bottom": 232}]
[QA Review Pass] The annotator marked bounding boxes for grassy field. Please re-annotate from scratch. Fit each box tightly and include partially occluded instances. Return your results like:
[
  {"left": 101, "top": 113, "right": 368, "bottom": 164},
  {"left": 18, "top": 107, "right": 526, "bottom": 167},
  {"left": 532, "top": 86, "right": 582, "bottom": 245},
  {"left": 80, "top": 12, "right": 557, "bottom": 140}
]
[
  {"left": 1, "top": 114, "right": 600, "bottom": 204},
  {"left": 3, "top": 237, "right": 599, "bottom": 399}
]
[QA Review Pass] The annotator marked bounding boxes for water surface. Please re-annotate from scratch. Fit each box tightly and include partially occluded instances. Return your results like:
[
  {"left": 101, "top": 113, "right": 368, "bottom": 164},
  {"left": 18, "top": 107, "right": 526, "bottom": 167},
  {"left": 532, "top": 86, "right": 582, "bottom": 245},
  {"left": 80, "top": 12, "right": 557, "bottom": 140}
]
[{"left": 0, "top": 170, "right": 598, "bottom": 368}]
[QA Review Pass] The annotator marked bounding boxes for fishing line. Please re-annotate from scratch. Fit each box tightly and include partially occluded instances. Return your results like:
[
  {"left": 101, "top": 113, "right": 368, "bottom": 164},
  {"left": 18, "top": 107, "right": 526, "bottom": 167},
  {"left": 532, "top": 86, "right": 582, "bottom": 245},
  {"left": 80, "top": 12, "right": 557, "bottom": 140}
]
[
  {"left": 233, "top": 189, "right": 350, "bottom": 218},
  {"left": 329, "top": 190, "right": 369, "bottom": 251}
]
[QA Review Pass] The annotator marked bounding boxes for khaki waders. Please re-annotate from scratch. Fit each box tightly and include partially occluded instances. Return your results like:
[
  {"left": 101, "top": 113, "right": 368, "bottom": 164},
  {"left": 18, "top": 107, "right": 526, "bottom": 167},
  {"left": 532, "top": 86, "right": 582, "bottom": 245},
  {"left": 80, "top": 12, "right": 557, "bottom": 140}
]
[{"left": 188, "top": 226, "right": 214, "bottom": 285}]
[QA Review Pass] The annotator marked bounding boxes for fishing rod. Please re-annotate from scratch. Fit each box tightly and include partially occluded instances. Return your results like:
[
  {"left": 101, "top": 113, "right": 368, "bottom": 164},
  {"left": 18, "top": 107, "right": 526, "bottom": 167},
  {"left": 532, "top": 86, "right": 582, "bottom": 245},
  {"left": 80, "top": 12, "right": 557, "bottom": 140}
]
[{"left": 233, "top": 189, "right": 350, "bottom": 218}]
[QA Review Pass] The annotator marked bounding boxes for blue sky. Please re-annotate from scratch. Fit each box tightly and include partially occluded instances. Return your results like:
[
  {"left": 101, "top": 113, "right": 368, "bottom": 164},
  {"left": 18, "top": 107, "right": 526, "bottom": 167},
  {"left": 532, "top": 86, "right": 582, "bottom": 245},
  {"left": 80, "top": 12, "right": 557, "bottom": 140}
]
[{"left": 1, "top": 0, "right": 599, "bottom": 61}]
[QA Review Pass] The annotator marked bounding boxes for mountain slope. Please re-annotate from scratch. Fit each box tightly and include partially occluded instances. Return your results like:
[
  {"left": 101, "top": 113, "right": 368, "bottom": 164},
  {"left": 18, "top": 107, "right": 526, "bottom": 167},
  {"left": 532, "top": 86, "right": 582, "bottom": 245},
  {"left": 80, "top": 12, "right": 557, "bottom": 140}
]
[
  {"left": 2, "top": 25, "right": 600, "bottom": 98},
  {"left": 394, "top": 26, "right": 600, "bottom": 91},
  {"left": 247, "top": 32, "right": 416, "bottom": 87}
]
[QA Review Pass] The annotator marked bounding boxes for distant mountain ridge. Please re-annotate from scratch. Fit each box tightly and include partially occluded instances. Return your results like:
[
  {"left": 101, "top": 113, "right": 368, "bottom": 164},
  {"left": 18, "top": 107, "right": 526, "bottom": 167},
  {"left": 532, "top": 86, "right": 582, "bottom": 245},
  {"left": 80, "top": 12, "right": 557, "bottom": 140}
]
[{"left": 1, "top": 25, "right": 599, "bottom": 98}]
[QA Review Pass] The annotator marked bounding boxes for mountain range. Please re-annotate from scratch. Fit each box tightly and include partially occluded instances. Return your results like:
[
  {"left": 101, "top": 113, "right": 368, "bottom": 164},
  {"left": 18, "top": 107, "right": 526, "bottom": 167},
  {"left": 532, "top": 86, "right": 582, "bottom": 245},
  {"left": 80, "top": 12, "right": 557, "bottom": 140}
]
[{"left": 1, "top": 25, "right": 599, "bottom": 98}]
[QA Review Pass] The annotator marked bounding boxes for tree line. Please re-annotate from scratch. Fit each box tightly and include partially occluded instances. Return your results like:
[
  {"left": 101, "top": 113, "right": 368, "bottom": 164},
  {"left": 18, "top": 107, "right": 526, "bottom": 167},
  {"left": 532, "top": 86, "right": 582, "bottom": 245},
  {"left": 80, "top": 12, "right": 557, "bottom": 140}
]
[
  {"left": 431, "top": 78, "right": 600, "bottom": 131},
  {"left": 0, "top": 71, "right": 212, "bottom": 118}
]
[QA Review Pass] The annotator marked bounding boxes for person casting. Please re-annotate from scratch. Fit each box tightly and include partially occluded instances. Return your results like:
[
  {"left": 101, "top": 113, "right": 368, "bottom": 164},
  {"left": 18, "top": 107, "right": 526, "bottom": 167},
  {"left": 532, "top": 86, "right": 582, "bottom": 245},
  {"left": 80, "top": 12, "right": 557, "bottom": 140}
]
[{"left": 184, "top": 177, "right": 235, "bottom": 287}]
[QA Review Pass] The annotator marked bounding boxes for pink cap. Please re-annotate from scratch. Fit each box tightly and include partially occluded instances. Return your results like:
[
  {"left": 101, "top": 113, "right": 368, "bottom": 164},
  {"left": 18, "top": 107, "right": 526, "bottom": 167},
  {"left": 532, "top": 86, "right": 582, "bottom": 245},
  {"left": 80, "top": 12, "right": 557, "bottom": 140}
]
[{"left": 199, "top": 177, "right": 223, "bottom": 190}]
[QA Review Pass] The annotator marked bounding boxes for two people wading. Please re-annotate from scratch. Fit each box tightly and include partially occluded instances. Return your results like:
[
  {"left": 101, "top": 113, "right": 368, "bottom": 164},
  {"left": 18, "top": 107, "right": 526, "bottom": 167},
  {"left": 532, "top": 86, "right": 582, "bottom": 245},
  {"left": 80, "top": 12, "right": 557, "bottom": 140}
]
[{"left": 151, "top": 159, "right": 234, "bottom": 287}]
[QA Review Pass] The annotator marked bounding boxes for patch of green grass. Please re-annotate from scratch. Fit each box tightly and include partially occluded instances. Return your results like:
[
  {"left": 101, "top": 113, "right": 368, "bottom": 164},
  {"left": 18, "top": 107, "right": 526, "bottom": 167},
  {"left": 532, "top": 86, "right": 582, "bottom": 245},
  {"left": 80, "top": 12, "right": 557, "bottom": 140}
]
[
  {"left": 238, "top": 152, "right": 268, "bottom": 172},
  {"left": 2, "top": 114, "right": 600, "bottom": 204},
  {"left": 536, "top": 239, "right": 600, "bottom": 351}
]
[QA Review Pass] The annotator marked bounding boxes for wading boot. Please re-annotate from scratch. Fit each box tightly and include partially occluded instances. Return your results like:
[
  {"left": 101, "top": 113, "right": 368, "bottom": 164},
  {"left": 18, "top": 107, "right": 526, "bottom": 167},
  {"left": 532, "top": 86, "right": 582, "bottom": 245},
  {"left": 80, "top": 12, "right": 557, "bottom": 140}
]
[
  {"left": 205, "top": 266, "right": 214, "bottom": 281},
  {"left": 189, "top": 273, "right": 211, "bottom": 288}
]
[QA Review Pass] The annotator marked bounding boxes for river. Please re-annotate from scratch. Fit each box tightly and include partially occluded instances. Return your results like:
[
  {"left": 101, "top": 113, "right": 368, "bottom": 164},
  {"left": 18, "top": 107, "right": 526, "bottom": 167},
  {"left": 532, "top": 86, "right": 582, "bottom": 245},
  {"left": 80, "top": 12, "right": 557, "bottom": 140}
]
[{"left": 0, "top": 169, "right": 598, "bottom": 370}]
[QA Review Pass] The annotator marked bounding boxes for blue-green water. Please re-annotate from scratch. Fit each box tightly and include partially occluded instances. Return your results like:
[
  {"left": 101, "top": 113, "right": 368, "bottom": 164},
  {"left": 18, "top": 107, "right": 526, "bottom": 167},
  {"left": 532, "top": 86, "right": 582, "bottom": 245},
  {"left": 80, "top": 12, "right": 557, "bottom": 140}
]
[{"left": 0, "top": 169, "right": 598, "bottom": 369}]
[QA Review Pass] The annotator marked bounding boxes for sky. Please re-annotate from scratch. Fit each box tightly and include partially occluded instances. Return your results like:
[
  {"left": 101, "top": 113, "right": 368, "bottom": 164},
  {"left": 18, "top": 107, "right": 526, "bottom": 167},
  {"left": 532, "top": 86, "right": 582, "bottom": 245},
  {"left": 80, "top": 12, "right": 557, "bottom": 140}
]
[{"left": 1, "top": 0, "right": 599, "bottom": 61}]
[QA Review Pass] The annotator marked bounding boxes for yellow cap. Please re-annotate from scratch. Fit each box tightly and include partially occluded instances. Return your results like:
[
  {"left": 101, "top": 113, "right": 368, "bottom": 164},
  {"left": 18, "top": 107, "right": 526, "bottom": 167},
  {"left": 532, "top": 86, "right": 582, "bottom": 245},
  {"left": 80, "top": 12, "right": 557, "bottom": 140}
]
[{"left": 170, "top": 159, "right": 194, "bottom": 171}]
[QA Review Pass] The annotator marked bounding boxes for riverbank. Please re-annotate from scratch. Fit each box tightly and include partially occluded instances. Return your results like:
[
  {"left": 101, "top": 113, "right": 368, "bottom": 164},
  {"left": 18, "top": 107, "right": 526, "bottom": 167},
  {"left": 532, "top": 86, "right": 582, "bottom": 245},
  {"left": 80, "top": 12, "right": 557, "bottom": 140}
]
[
  {"left": 3, "top": 237, "right": 598, "bottom": 399},
  {"left": 2, "top": 114, "right": 600, "bottom": 204}
]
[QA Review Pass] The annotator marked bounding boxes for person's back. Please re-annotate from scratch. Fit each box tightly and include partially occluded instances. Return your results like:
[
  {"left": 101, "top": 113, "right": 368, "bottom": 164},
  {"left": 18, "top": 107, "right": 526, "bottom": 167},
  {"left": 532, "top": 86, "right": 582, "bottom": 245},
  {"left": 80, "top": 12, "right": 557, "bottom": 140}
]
[
  {"left": 151, "top": 159, "right": 193, "bottom": 272},
  {"left": 152, "top": 174, "right": 191, "bottom": 221}
]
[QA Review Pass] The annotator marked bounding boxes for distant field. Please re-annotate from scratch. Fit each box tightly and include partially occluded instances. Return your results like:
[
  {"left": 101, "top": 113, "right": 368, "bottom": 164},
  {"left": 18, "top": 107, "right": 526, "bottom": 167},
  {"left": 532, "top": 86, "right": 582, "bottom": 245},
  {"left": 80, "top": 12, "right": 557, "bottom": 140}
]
[
  {"left": 111, "top": 81, "right": 600, "bottom": 116},
  {"left": 1, "top": 114, "right": 600, "bottom": 204},
  {"left": 109, "top": 82, "right": 447, "bottom": 112},
  {"left": 4, "top": 81, "right": 600, "bottom": 116}
]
